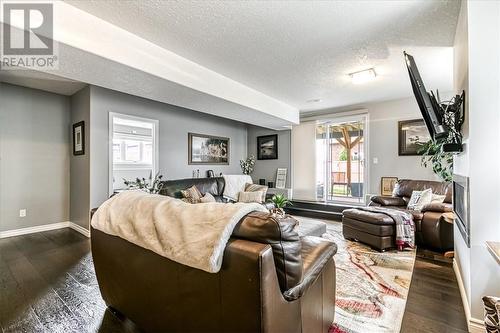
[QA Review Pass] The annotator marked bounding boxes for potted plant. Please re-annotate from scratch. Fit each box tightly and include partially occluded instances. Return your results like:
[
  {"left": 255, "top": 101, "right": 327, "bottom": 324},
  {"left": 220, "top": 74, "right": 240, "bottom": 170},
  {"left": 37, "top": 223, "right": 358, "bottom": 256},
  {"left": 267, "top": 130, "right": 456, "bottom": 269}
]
[
  {"left": 123, "top": 173, "right": 164, "bottom": 194},
  {"left": 413, "top": 138, "right": 453, "bottom": 182},
  {"left": 268, "top": 193, "right": 292, "bottom": 216},
  {"left": 240, "top": 155, "right": 256, "bottom": 175}
]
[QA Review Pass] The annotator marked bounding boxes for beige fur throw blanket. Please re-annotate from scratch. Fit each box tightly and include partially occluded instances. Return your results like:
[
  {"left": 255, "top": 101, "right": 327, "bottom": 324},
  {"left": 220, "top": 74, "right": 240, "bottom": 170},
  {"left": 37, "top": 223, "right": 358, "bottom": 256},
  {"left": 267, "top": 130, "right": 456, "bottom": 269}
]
[{"left": 91, "top": 190, "right": 267, "bottom": 273}]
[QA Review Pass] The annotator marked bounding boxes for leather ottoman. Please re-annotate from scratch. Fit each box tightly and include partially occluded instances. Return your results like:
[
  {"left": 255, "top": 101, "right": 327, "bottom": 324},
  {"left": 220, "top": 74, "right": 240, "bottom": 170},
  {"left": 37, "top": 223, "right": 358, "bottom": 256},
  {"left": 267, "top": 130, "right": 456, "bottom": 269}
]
[
  {"left": 296, "top": 219, "right": 327, "bottom": 237},
  {"left": 342, "top": 208, "right": 396, "bottom": 251}
]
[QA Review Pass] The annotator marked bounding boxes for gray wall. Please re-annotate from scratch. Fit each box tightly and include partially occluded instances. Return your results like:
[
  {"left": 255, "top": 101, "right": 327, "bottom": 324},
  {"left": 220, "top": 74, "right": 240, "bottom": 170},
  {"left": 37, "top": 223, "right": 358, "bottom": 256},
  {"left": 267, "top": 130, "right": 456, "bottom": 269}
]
[
  {"left": 298, "top": 96, "right": 440, "bottom": 198},
  {"left": 367, "top": 97, "right": 439, "bottom": 195},
  {"left": 0, "top": 83, "right": 70, "bottom": 232},
  {"left": 247, "top": 126, "right": 291, "bottom": 188},
  {"left": 70, "top": 86, "right": 91, "bottom": 229},
  {"left": 453, "top": 0, "right": 500, "bottom": 321},
  {"left": 89, "top": 86, "right": 248, "bottom": 208}
]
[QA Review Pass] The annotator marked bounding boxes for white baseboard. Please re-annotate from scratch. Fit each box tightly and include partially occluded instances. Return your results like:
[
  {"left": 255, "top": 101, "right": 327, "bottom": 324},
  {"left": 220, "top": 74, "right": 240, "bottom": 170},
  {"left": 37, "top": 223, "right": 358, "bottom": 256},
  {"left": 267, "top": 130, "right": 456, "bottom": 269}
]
[
  {"left": 469, "top": 318, "right": 487, "bottom": 333},
  {"left": 453, "top": 259, "right": 486, "bottom": 333},
  {"left": 0, "top": 221, "right": 90, "bottom": 239},
  {"left": 68, "top": 221, "right": 91, "bottom": 238}
]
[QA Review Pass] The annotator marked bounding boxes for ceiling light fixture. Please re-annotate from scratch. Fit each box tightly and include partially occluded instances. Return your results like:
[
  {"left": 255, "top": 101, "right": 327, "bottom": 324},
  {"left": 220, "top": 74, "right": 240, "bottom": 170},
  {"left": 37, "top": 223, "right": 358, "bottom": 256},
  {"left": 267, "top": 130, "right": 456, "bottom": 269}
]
[
  {"left": 349, "top": 68, "right": 376, "bottom": 84},
  {"left": 307, "top": 98, "right": 322, "bottom": 103}
]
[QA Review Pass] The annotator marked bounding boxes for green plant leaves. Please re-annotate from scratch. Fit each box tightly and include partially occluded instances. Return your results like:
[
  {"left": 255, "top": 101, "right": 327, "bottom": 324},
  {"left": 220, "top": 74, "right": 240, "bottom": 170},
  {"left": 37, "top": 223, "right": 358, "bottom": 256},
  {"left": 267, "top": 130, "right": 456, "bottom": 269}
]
[
  {"left": 414, "top": 139, "right": 453, "bottom": 182},
  {"left": 268, "top": 193, "right": 292, "bottom": 209}
]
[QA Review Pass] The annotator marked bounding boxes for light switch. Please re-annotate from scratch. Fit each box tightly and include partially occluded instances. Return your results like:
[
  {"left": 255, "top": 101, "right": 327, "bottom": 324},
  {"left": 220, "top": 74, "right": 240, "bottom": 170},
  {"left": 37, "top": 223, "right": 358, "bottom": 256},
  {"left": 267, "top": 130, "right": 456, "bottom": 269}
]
[
  {"left": 19, "top": 209, "right": 26, "bottom": 217},
  {"left": 373, "top": 157, "right": 378, "bottom": 164}
]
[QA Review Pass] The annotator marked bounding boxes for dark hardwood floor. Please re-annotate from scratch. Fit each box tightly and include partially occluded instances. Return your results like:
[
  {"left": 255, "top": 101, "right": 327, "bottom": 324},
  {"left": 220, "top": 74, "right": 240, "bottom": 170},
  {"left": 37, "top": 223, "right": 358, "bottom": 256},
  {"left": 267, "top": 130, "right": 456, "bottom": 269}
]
[
  {"left": 0, "top": 228, "right": 141, "bottom": 333},
  {"left": 0, "top": 228, "right": 468, "bottom": 333},
  {"left": 401, "top": 251, "right": 469, "bottom": 333}
]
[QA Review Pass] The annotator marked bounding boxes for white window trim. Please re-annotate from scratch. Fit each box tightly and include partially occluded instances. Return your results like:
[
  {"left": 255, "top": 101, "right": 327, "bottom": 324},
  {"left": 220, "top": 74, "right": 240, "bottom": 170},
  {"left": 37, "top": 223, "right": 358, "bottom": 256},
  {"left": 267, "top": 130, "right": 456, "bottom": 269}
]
[
  {"left": 109, "top": 112, "right": 159, "bottom": 196},
  {"left": 313, "top": 111, "right": 370, "bottom": 204}
]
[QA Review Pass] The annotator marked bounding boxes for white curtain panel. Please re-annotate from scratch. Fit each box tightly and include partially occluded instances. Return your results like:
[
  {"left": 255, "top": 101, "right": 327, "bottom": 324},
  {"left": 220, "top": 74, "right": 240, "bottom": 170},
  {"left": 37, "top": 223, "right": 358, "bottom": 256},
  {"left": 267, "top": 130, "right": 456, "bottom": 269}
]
[{"left": 291, "top": 121, "right": 317, "bottom": 201}]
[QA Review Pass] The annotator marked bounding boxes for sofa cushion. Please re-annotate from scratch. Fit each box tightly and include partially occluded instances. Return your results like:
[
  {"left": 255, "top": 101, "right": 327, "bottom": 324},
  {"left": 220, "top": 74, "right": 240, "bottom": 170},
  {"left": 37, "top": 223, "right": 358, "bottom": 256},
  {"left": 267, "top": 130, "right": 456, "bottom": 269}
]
[
  {"left": 200, "top": 192, "right": 217, "bottom": 203},
  {"left": 370, "top": 195, "right": 406, "bottom": 207},
  {"left": 245, "top": 183, "right": 268, "bottom": 202},
  {"left": 238, "top": 191, "right": 264, "bottom": 203},
  {"left": 232, "top": 211, "right": 302, "bottom": 292},
  {"left": 180, "top": 185, "right": 203, "bottom": 204},
  {"left": 421, "top": 202, "right": 453, "bottom": 213},
  {"left": 483, "top": 296, "right": 500, "bottom": 332},
  {"left": 431, "top": 193, "right": 446, "bottom": 203},
  {"left": 407, "top": 189, "right": 433, "bottom": 211},
  {"left": 393, "top": 179, "right": 452, "bottom": 203}
]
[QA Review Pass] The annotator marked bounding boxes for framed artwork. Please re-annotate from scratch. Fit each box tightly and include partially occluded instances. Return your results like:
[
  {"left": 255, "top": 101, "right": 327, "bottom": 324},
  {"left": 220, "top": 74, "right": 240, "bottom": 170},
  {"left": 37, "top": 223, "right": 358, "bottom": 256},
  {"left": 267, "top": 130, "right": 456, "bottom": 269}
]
[
  {"left": 257, "top": 134, "right": 278, "bottom": 160},
  {"left": 275, "top": 168, "right": 287, "bottom": 189},
  {"left": 381, "top": 177, "right": 398, "bottom": 196},
  {"left": 73, "top": 121, "right": 85, "bottom": 156},
  {"left": 188, "top": 133, "right": 229, "bottom": 165},
  {"left": 398, "top": 119, "right": 431, "bottom": 156}
]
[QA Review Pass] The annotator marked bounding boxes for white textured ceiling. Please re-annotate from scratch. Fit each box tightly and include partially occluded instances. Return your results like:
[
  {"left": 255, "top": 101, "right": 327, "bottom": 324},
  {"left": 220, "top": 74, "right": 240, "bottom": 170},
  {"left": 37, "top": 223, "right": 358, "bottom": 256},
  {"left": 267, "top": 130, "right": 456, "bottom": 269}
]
[
  {"left": 65, "top": 0, "right": 460, "bottom": 113},
  {"left": 0, "top": 70, "right": 86, "bottom": 96}
]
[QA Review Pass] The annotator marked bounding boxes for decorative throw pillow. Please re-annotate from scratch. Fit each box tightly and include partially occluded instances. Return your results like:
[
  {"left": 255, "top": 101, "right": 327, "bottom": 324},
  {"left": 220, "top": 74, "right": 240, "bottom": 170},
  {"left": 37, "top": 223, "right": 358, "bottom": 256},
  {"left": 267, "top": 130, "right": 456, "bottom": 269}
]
[
  {"left": 483, "top": 296, "right": 500, "bottom": 332},
  {"left": 245, "top": 183, "right": 268, "bottom": 202},
  {"left": 431, "top": 193, "right": 446, "bottom": 203},
  {"left": 407, "top": 188, "right": 433, "bottom": 211},
  {"left": 200, "top": 192, "right": 216, "bottom": 203},
  {"left": 180, "top": 185, "right": 203, "bottom": 204},
  {"left": 238, "top": 191, "right": 264, "bottom": 203}
]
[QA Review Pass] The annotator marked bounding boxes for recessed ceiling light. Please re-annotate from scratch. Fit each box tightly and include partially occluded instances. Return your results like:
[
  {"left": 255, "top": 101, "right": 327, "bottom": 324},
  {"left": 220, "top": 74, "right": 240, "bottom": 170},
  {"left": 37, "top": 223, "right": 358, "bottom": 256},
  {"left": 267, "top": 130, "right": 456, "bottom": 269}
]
[
  {"left": 307, "top": 98, "right": 322, "bottom": 103},
  {"left": 349, "top": 68, "right": 376, "bottom": 84}
]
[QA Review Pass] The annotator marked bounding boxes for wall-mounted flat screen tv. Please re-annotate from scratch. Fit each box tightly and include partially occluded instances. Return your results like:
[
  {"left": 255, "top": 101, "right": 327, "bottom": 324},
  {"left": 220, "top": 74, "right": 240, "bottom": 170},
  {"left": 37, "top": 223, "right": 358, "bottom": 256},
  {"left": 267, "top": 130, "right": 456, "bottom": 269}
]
[{"left": 403, "top": 52, "right": 448, "bottom": 140}]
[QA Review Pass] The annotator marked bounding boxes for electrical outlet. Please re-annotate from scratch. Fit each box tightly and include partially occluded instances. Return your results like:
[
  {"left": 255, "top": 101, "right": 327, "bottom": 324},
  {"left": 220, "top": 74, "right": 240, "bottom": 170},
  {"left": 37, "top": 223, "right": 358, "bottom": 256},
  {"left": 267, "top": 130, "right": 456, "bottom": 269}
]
[{"left": 19, "top": 209, "right": 26, "bottom": 217}]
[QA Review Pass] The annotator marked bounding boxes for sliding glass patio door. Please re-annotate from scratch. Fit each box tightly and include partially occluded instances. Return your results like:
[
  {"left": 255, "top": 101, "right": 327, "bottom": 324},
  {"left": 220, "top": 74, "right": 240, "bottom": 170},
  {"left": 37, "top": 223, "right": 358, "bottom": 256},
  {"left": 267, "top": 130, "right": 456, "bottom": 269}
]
[{"left": 316, "top": 115, "right": 367, "bottom": 204}]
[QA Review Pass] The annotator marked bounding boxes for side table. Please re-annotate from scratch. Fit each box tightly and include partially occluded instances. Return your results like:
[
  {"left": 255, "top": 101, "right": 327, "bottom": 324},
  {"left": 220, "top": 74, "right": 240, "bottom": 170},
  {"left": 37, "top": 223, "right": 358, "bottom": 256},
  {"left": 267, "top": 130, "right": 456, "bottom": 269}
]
[{"left": 441, "top": 212, "right": 455, "bottom": 258}]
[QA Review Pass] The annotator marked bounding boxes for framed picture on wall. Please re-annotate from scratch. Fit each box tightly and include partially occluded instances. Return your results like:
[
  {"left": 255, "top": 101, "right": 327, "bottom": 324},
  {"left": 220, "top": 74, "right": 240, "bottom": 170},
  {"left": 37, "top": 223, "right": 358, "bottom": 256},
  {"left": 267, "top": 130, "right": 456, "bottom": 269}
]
[
  {"left": 398, "top": 119, "right": 431, "bottom": 155},
  {"left": 257, "top": 134, "right": 278, "bottom": 160},
  {"left": 381, "top": 177, "right": 398, "bottom": 196},
  {"left": 73, "top": 121, "right": 85, "bottom": 156},
  {"left": 188, "top": 133, "right": 229, "bottom": 165}
]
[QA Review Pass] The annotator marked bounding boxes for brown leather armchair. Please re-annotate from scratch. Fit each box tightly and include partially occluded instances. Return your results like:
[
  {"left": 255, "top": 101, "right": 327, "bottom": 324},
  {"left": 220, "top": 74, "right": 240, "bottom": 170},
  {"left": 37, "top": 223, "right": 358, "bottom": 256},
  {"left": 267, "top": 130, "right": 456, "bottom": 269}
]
[
  {"left": 369, "top": 179, "right": 453, "bottom": 251},
  {"left": 91, "top": 211, "right": 336, "bottom": 332}
]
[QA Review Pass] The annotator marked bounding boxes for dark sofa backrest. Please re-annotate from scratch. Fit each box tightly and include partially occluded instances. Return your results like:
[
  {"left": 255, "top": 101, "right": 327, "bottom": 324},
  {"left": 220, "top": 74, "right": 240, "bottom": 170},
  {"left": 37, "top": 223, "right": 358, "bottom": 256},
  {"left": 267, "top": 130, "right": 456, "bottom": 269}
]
[
  {"left": 159, "top": 177, "right": 225, "bottom": 199},
  {"left": 393, "top": 179, "right": 452, "bottom": 203},
  {"left": 232, "top": 211, "right": 303, "bottom": 293}
]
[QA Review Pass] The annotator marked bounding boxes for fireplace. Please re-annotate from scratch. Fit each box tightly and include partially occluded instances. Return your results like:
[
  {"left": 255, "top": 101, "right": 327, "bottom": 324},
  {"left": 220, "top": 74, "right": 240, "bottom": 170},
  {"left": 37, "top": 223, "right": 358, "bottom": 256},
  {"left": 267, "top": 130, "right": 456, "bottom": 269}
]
[{"left": 453, "top": 174, "right": 470, "bottom": 247}]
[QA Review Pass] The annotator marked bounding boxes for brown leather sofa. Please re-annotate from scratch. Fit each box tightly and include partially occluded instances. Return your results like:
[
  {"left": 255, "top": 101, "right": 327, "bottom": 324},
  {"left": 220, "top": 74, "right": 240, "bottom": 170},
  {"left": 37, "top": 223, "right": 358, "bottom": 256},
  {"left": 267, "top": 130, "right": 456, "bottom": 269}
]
[
  {"left": 91, "top": 211, "right": 337, "bottom": 332},
  {"left": 343, "top": 179, "right": 453, "bottom": 251},
  {"left": 159, "top": 177, "right": 275, "bottom": 210}
]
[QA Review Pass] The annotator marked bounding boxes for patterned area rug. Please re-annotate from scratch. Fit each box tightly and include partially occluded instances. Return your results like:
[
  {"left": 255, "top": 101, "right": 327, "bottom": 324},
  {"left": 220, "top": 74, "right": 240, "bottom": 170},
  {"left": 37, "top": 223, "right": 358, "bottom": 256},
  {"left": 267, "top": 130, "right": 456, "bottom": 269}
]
[{"left": 295, "top": 217, "right": 416, "bottom": 333}]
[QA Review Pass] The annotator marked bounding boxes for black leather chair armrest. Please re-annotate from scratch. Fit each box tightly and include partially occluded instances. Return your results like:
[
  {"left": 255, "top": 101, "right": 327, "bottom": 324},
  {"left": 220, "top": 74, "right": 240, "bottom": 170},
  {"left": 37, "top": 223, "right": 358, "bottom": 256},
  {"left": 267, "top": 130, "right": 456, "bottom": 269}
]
[
  {"left": 232, "top": 212, "right": 302, "bottom": 292},
  {"left": 370, "top": 195, "right": 406, "bottom": 207},
  {"left": 283, "top": 236, "right": 337, "bottom": 301},
  {"left": 421, "top": 202, "right": 453, "bottom": 213}
]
